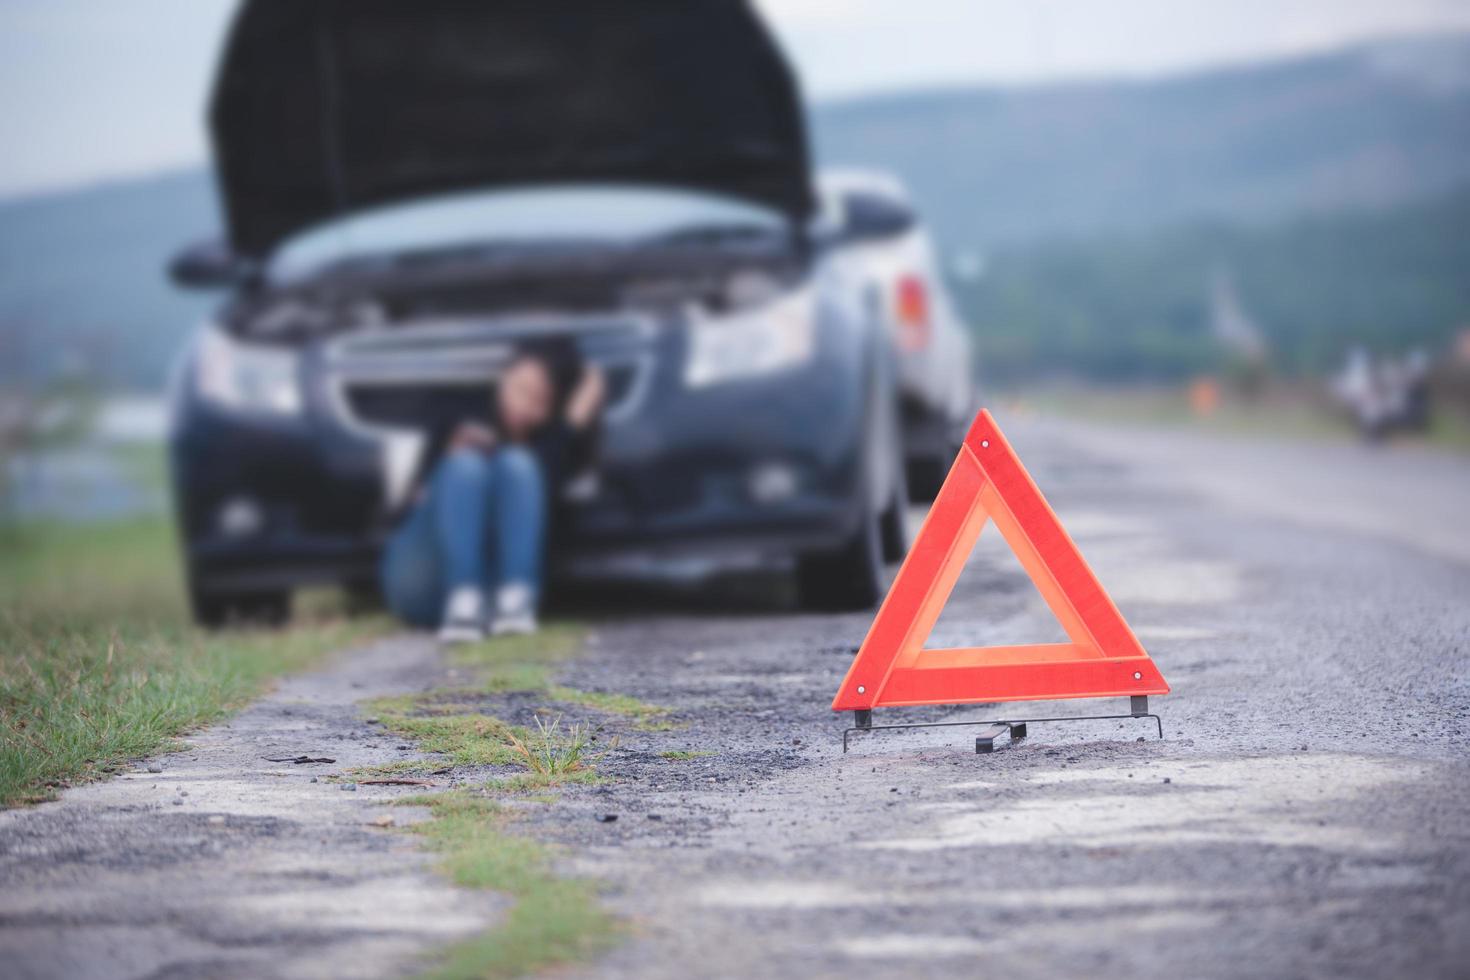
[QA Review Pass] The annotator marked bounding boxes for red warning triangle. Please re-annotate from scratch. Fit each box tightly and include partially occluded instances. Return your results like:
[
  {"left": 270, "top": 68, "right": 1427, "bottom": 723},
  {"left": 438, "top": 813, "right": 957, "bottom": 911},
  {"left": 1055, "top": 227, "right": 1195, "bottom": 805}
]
[{"left": 833, "top": 409, "right": 1169, "bottom": 712}]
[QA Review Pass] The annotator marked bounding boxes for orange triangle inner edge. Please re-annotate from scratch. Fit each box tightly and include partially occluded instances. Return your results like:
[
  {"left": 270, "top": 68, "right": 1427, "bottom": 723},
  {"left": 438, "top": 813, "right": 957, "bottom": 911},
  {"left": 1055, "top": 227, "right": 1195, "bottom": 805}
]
[{"left": 832, "top": 409, "right": 1169, "bottom": 711}]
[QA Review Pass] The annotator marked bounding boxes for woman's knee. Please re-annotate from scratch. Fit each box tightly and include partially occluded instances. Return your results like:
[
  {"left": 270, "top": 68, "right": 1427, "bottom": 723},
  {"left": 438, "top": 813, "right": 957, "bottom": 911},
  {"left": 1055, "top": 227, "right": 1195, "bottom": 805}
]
[
  {"left": 492, "top": 445, "right": 544, "bottom": 493},
  {"left": 438, "top": 447, "right": 494, "bottom": 487}
]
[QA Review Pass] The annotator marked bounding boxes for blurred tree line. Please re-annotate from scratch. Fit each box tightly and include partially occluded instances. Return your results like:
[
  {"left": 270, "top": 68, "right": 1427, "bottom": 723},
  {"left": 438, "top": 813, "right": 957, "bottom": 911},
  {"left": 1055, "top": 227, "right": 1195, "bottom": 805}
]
[{"left": 954, "top": 185, "right": 1470, "bottom": 381}]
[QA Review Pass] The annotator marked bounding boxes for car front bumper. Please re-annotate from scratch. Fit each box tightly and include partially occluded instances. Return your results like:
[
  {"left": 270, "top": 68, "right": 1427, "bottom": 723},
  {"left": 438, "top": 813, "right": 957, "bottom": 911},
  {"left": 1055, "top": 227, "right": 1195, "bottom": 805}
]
[{"left": 172, "top": 317, "right": 870, "bottom": 594}]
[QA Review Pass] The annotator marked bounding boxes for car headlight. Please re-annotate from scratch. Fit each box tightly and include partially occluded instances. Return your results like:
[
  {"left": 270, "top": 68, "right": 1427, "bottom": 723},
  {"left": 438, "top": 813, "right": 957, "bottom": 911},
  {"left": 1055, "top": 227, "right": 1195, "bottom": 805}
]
[
  {"left": 684, "top": 285, "right": 817, "bottom": 388},
  {"left": 193, "top": 326, "right": 303, "bottom": 415}
]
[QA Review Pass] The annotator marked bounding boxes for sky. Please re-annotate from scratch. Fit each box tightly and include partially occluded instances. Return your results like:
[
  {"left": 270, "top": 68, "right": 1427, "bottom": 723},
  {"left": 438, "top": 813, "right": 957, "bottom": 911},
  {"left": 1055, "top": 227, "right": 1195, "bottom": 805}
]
[{"left": 1, "top": 0, "right": 1469, "bottom": 199}]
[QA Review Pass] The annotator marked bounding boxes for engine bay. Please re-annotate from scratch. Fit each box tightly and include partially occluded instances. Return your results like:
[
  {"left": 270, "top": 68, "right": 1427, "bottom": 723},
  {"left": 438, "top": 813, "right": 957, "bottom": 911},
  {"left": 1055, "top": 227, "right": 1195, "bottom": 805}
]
[{"left": 225, "top": 237, "right": 808, "bottom": 344}]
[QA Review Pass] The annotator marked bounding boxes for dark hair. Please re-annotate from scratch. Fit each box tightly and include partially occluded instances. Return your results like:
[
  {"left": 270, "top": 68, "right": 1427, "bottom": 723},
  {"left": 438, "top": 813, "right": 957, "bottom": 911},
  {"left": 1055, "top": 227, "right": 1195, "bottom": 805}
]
[{"left": 512, "top": 337, "right": 583, "bottom": 414}]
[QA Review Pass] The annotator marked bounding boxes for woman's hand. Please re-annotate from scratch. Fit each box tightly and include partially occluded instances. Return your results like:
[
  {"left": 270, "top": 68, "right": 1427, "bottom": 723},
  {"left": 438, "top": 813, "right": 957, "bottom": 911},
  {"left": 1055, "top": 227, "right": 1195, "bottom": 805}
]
[
  {"left": 566, "top": 365, "right": 606, "bottom": 430},
  {"left": 449, "top": 421, "right": 498, "bottom": 452}
]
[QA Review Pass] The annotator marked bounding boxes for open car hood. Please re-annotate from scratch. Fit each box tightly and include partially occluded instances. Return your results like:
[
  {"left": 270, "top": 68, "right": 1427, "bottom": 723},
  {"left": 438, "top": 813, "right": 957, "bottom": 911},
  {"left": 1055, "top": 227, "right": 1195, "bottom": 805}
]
[{"left": 210, "top": 0, "right": 814, "bottom": 257}]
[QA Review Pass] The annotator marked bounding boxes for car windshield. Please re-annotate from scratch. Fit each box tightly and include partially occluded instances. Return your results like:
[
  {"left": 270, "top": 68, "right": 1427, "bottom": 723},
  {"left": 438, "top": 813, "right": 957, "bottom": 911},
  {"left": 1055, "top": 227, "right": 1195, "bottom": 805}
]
[{"left": 268, "top": 184, "right": 788, "bottom": 284}]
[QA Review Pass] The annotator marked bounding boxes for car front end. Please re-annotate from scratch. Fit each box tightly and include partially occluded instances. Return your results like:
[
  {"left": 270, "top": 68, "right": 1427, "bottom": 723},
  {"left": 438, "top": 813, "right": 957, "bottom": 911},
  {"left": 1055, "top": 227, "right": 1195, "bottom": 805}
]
[
  {"left": 169, "top": 234, "right": 880, "bottom": 617},
  {"left": 170, "top": 0, "right": 902, "bottom": 622}
]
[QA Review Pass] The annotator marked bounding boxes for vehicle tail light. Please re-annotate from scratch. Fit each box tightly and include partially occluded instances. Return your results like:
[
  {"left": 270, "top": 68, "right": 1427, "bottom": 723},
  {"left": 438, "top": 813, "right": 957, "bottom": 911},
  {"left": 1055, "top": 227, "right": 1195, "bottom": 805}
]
[{"left": 895, "top": 275, "right": 931, "bottom": 351}]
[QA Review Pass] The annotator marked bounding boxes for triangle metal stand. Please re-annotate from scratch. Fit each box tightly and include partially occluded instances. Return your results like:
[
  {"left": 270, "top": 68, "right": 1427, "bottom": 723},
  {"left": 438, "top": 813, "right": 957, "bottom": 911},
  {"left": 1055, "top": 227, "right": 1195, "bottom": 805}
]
[{"left": 841, "top": 695, "right": 1164, "bottom": 753}]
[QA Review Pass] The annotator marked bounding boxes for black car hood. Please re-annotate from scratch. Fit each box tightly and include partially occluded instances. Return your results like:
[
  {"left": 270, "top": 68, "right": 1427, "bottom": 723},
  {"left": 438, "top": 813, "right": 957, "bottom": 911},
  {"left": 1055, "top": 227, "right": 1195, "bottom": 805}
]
[{"left": 210, "top": 0, "right": 814, "bottom": 257}]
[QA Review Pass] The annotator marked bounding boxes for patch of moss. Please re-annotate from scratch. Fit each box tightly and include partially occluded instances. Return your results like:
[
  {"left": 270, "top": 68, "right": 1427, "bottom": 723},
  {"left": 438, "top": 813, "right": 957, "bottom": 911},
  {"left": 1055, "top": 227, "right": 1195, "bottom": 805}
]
[
  {"left": 449, "top": 623, "right": 585, "bottom": 691},
  {"left": 395, "top": 790, "right": 619, "bottom": 979},
  {"left": 548, "top": 685, "right": 670, "bottom": 724},
  {"left": 390, "top": 713, "right": 524, "bottom": 766}
]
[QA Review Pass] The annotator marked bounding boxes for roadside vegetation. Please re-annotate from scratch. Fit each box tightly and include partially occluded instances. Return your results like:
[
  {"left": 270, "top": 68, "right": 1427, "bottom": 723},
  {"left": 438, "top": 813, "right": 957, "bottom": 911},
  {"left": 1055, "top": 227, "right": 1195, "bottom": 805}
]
[
  {"left": 506, "top": 714, "right": 596, "bottom": 779},
  {"left": 448, "top": 625, "right": 673, "bottom": 728},
  {"left": 362, "top": 625, "right": 662, "bottom": 791},
  {"left": 398, "top": 791, "right": 619, "bottom": 980},
  {"left": 1, "top": 454, "right": 642, "bottom": 970},
  {"left": 0, "top": 516, "right": 385, "bottom": 806},
  {"left": 956, "top": 187, "right": 1470, "bottom": 381},
  {"left": 361, "top": 625, "right": 670, "bottom": 976}
]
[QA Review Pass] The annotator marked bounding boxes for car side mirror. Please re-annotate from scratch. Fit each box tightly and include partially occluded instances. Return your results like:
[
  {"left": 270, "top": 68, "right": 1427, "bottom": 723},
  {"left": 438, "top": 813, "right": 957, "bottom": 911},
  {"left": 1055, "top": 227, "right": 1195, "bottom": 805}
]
[
  {"left": 169, "top": 239, "right": 255, "bottom": 290},
  {"left": 840, "top": 192, "right": 916, "bottom": 242}
]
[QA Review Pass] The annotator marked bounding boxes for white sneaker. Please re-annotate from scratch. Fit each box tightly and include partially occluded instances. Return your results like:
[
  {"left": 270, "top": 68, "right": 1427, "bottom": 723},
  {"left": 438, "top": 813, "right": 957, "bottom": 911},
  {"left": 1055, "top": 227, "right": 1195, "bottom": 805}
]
[
  {"left": 490, "top": 583, "right": 538, "bottom": 636},
  {"left": 436, "top": 586, "right": 486, "bottom": 644}
]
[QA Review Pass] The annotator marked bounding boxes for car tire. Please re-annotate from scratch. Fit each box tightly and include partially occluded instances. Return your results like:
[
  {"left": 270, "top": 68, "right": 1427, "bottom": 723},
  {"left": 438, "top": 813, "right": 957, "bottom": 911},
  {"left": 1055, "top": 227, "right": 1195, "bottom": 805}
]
[
  {"left": 796, "top": 498, "right": 885, "bottom": 612},
  {"left": 797, "top": 367, "right": 904, "bottom": 611},
  {"left": 189, "top": 579, "right": 291, "bottom": 629},
  {"left": 879, "top": 443, "right": 910, "bottom": 564},
  {"left": 906, "top": 453, "right": 949, "bottom": 502}
]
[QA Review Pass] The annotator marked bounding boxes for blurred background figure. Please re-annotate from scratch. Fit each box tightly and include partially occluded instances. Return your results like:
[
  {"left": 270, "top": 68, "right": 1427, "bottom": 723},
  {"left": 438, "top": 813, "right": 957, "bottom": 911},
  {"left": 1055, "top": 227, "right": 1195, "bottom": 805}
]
[{"left": 1332, "top": 345, "right": 1435, "bottom": 441}]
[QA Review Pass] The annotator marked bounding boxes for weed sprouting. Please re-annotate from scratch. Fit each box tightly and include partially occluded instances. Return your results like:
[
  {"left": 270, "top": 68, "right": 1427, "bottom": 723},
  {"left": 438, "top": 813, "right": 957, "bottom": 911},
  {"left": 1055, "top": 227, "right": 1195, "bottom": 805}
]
[{"left": 505, "top": 713, "right": 605, "bottom": 777}]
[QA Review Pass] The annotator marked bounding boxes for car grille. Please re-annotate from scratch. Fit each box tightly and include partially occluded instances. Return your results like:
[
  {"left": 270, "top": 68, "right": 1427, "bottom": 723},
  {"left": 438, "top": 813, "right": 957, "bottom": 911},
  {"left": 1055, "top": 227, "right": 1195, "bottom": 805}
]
[
  {"left": 341, "top": 362, "right": 641, "bottom": 432},
  {"left": 325, "top": 316, "right": 654, "bottom": 433}
]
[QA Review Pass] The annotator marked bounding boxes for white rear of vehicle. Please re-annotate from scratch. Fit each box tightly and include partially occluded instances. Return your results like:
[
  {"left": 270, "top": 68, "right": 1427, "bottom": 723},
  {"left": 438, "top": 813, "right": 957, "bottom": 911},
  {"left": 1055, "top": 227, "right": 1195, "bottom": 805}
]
[{"left": 817, "top": 170, "right": 976, "bottom": 495}]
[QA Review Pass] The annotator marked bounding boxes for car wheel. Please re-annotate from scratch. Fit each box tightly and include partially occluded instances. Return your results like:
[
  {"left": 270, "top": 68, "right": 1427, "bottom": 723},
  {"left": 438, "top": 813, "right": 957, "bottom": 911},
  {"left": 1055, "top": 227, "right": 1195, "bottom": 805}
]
[
  {"left": 189, "top": 579, "right": 291, "bottom": 629},
  {"left": 797, "top": 374, "right": 903, "bottom": 611},
  {"left": 879, "top": 441, "right": 910, "bottom": 563},
  {"left": 796, "top": 497, "right": 884, "bottom": 611},
  {"left": 905, "top": 453, "right": 949, "bottom": 501}
]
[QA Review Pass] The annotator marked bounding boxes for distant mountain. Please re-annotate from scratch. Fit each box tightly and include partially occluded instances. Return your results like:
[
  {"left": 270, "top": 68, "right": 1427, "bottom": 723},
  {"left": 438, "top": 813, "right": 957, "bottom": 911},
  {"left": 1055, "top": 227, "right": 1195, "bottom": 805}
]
[
  {"left": 813, "top": 34, "right": 1470, "bottom": 248},
  {"left": 1, "top": 34, "right": 1467, "bottom": 389},
  {"left": 0, "top": 171, "right": 219, "bottom": 390}
]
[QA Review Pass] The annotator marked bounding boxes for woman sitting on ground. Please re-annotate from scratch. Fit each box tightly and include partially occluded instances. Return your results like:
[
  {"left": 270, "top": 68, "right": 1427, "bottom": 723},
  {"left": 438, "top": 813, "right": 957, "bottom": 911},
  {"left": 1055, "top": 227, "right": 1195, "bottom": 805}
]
[{"left": 380, "top": 339, "right": 604, "bottom": 642}]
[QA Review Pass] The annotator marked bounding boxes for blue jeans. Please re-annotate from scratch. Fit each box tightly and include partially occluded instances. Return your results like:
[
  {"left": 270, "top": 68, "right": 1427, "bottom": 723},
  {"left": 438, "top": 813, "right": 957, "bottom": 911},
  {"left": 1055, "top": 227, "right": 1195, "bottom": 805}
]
[{"left": 380, "top": 446, "right": 545, "bottom": 628}]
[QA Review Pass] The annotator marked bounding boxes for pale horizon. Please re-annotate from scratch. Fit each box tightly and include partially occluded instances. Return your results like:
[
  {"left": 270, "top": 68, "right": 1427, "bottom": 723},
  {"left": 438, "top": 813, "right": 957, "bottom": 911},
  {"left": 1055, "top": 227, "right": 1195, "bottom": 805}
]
[{"left": 2, "top": 0, "right": 1468, "bottom": 201}]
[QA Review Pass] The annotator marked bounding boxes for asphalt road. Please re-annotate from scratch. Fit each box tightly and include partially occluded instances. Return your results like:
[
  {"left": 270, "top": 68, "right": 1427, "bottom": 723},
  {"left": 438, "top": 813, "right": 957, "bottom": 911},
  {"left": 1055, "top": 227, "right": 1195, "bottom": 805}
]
[{"left": 3, "top": 412, "right": 1468, "bottom": 979}]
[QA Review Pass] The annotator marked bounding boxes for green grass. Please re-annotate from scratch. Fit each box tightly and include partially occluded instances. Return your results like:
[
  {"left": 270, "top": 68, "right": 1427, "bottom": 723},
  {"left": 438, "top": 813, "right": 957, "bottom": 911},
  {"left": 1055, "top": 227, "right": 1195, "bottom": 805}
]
[
  {"left": 367, "top": 631, "right": 637, "bottom": 974},
  {"left": 482, "top": 769, "right": 604, "bottom": 793},
  {"left": 506, "top": 714, "right": 599, "bottom": 778},
  {"left": 365, "top": 628, "right": 666, "bottom": 784},
  {"left": 0, "top": 517, "right": 385, "bottom": 807},
  {"left": 363, "top": 614, "right": 668, "bottom": 974},
  {"left": 365, "top": 695, "right": 616, "bottom": 782},
  {"left": 448, "top": 626, "right": 585, "bottom": 691},
  {"left": 437, "top": 624, "right": 673, "bottom": 727},
  {"left": 546, "top": 685, "right": 671, "bottom": 728},
  {"left": 396, "top": 791, "right": 619, "bottom": 980},
  {"left": 1025, "top": 385, "right": 1350, "bottom": 440},
  {"left": 1426, "top": 405, "right": 1470, "bottom": 450},
  {"left": 3, "top": 504, "right": 627, "bottom": 971},
  {"left": 658, "top": 749, "right": 714, "bottom": 761},
  {"left": 365, "top": 703, "right": 530, "bottom": 768}
]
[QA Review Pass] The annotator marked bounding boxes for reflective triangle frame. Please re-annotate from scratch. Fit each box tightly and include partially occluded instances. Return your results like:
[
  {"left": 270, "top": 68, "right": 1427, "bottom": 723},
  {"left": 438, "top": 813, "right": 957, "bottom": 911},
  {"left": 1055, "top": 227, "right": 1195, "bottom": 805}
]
[{"left": 832, "top": 409, "right": 1169, "bottom": 712}]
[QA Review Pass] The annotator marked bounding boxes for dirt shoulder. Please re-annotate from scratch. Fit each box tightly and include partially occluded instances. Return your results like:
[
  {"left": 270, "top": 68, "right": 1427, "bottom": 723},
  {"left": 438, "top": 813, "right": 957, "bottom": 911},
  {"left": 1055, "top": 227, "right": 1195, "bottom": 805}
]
[{"left": 0, "top": 636, "right": 504, "bottom": 980}]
